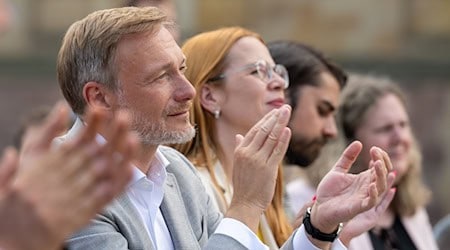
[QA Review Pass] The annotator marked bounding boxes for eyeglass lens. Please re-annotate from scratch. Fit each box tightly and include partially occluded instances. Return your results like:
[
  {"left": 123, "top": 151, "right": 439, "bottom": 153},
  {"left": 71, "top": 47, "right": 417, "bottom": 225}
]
[{"left": 256, "top": 62, "right": 289, "bottom": 88}]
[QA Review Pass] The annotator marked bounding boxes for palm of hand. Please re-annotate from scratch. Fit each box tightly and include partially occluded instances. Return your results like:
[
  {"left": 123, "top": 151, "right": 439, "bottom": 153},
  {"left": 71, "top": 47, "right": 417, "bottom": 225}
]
[{"left": 315, "top": 168, "right": 376, "bottom": 228}]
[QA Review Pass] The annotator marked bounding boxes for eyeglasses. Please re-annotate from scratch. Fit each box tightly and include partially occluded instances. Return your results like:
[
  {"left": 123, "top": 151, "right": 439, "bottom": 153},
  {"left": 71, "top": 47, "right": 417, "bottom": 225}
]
[{"left": 207, "top": 60, "right": 289, "bottom": 89}]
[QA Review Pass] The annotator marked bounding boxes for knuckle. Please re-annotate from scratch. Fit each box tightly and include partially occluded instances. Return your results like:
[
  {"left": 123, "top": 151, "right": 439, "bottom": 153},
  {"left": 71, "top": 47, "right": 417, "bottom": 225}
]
[{"left": 259, "top": 125, "right": 270, "bottom": 134}]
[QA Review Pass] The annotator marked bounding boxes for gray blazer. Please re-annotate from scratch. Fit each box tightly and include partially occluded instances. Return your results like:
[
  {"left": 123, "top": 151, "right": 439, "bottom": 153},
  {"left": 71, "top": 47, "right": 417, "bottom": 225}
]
[
  {"left": 60, "top": 120, "right": 296, "bottom": 250},
  {"left": 66, "top": 146, "right": 249, "bottom": 250}
]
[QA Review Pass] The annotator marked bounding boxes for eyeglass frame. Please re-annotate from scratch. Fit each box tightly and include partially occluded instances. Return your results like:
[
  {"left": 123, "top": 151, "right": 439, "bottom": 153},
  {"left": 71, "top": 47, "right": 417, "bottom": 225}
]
[{"left": 206, "top": 60, "right": 290, "bottom": 89}]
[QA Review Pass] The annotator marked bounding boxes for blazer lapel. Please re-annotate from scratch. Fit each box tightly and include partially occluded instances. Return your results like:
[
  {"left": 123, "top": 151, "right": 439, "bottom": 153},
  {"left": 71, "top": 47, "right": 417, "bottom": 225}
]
[
  {"left": 115, "top": 194, "right": 156, "bottom": 250},
  {"left": 401, "top": 210, "right": 438, "bottom": 250},
  {"left": 160, "top": 172, "right": 200, "bottom": 250}
]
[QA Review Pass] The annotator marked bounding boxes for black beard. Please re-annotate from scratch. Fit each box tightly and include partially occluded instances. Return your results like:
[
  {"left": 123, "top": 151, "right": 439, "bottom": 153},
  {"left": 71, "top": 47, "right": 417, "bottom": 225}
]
[{"left": 285, "top": 143, "right": 316, "bottom": 168}]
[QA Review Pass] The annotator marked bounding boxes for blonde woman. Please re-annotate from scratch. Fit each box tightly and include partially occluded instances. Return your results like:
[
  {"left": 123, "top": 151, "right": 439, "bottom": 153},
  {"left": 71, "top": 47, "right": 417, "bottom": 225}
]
[{"left": 338, "top": 74, "right": 437, "bottom": 250}]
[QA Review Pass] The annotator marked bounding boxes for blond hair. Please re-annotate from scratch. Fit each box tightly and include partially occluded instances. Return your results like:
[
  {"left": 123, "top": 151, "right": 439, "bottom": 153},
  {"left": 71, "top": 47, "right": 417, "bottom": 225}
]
[
  {"left": 174, "top": 27, "right": 292, "bottom": 246},
  {"left": 338, "top": 73, "right": 431, "bottom": 216},
  {"left": 57, "top": 7, "right": 167, "bottom": 114}
]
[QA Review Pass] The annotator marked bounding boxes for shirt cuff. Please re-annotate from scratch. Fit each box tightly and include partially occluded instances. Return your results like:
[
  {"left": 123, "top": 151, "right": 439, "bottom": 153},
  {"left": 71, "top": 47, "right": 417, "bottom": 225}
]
[
  {"left": 214, "top": 218, "right": 268, "bottom": 250},
  {"left": 293, "top": 225, "right": 347, "bottom": 250},
  {"left": 331, "top": 238, "right": 347, "bottom": 250}
]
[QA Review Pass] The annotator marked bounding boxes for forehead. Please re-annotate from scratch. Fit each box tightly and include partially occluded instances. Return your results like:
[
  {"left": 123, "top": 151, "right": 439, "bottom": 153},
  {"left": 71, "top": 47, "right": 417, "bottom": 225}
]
[
  {"left": 296, "top": 71, "right": 341, "bottom": 104},
  {"left": 365, "top": 93, "right": 408, "bottom": 121},
  {"left": 226, "top": 36, "right": 274, "bottom": 66},
  {"left": 115, "top": 27, "right": 184, "bottom": 73}
]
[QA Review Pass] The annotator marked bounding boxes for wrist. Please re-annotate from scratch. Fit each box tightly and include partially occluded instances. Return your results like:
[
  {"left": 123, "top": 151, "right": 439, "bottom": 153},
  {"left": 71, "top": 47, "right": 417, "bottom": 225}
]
[
  {"left": 304, "top": 207, "right": 343, "bottom": 242},
  {"left": 226, "top": 201, "right": 264, "bottom": 233},
  {"left": 310, "top": 203, "right": 341, "bottom": 233}
]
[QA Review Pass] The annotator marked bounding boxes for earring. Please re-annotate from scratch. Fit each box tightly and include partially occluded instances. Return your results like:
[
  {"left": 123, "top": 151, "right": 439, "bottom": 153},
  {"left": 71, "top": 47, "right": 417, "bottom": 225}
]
[{"left": 213, "top": 110, "right": 220, "bottom": 119}]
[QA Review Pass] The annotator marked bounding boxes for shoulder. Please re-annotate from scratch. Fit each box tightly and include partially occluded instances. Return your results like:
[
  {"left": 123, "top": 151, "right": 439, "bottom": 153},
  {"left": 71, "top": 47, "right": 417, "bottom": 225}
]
[
  {"left": 404, "top": 207, "right": 432, "bottom": 225},
  {"left": 159, "top": 145, "right": 192, "bottom": 164}
]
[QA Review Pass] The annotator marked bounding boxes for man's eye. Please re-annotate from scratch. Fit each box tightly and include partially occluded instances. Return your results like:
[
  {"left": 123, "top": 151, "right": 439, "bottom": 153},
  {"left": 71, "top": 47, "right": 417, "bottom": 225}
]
[
  {"left": 318, "top": 107, "right": 328, "bottom": 116},
  {"left": 153, "top": 72, "right": 168, "bottom": 82},
  {"left": 250, "top": 70, "right": 258, "bottom": 75},
  {"left": 180, "top": 65, "right": 187, "bottom": 74}
]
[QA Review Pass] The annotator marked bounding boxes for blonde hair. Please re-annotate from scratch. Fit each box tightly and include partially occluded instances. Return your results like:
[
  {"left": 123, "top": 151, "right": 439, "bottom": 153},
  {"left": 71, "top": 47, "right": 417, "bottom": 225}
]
[
  {"left": 57, "top": 7, "right": 167, "bottom": 114},
  {"left": 175, "top": 27, "right": 292, "bottom": 246},
  {"left": 338, "top": 73, "right": 431, "bottom": 216}
]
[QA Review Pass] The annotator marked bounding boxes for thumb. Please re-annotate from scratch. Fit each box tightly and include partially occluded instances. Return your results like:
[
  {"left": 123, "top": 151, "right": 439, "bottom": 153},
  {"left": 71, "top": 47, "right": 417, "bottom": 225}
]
[
  {"left": 0, "top": 147, "right": 19, "bottom": 189},
  {"left": 22, "top": 102, "right": 70, "bottom": 153},
  {"left": 333, "top": 140, "right": 362, "bottom": 173}
]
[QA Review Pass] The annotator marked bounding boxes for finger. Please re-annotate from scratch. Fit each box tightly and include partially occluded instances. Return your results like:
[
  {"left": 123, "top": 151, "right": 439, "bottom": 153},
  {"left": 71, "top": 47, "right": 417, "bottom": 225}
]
[
  {"left": 70, "top": 156, "right": 110, "bottom": 196},
  {"left": 0, "top": 147, "right": 19, "bottom": 189},
  {"left": 82, "top": 146, "right": 134, "bottom": 214},
  {"left": 62, "top": 141, "right": 103, "bottom": 177},
  {"left": 375, "top": 187, "right": 396, "bottom": 214},
  {"left": 373, "top": 160, "right": 387, "bottom": 196},
  {"left": 103, "top": 111, "right": 131, "bottom": 157},
  {"left": 333, "top": 140, "right": 362, "bottom": 173},
  {"left": 361, "top": 182, "right": 378, "bottom": 212},
  {"left": 267, "top": 127, "right": 291, "bottom": 167},
  {"left": 90, "top": 129, "right": 136, "bottom": 187},
  {"left": 386, "top": 172, "right": 396, "bottom": 189},
  {"left": 22, "top": 102, "right": 70, "bottom": 152},
  {"left": 84, "top": 181, "right": 116, "bottom": 215},
  {"left": 367, "top": 159, "right": 375, "bottom": 169},
  {"left": 72, "top": 181, "right": 116, "bottom": 232},
  {"left": 107, "top": 132, "right": 137, "bottom": 184},
  {"left": 381, "top": 150, "right": 393, "bottom": 172},
  {"left": 239, "top": 108, "right": 279, "bottom": 148},
  {"left": 369, "top": 147, "right": 381, "bottom": 162},
  {"left": 260, "top": 105, "right": 291, "bottom": 157},
  {"left": 72, "top": 108, "right": 106, "bottom": 147}
]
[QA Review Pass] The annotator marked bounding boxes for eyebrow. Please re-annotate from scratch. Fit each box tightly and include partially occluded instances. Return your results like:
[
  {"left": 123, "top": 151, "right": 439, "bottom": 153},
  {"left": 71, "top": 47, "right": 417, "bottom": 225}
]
[
  {"left": 320, "top": 99, "right": 336, "bottom": 112},
  {"left": 141, "top": 57, "right": 186, "bottom": 83}
]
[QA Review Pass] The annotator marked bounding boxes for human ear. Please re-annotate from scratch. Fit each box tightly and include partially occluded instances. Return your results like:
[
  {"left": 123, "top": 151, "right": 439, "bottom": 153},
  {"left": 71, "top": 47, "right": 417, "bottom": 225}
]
[
  {"left": 83, "top": 82, "right": 115, "bottom": 111},
  {"left": 200, "top": 84, "right": 222, "bottom": 115}
]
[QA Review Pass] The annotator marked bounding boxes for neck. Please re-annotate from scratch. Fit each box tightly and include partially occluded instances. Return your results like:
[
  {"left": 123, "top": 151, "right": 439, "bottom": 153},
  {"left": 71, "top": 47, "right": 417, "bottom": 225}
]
[
  {"left": 98, "top": 125, "right": 158, "bottom": 174},
  {"left": 133, "top": 143, "right": 158, "bottom": 174},
  {"left": 214, "top": 121, "right": 248, "bottom": 181}
]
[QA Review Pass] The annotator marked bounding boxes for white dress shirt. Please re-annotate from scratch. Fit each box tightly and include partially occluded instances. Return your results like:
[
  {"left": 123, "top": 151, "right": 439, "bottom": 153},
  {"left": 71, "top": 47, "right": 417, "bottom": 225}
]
[
  {"left": 127, "top": 149, "right": 174, "bottom": 250},
  {"left": 90, "top": 118, "right": 346, "bottom": 250}
]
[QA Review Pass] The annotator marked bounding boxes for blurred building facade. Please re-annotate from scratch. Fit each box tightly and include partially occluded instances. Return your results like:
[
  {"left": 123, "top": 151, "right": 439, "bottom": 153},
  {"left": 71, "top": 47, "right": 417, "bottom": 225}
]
[{"left": 1, "top": 0, "right": 449, "bottom": 227}]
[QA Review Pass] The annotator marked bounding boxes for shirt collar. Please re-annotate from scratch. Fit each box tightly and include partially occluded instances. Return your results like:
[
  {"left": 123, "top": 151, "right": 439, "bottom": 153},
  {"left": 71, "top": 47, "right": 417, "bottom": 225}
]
[
  {"left": 74, "top": 118, "right": 170, "bottom": 186},
  {"left": 71, "top": 118, "right": 170, "bottom": 187},
  {"left": 130, "top": 147, "right": 169, "bottom": 187}
]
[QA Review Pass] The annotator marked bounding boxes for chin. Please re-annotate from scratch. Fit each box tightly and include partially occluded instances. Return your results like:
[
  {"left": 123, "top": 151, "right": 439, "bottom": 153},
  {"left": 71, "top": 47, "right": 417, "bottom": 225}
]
[{"left": 393, "top": 160, "right": 409, "bottom": 176}]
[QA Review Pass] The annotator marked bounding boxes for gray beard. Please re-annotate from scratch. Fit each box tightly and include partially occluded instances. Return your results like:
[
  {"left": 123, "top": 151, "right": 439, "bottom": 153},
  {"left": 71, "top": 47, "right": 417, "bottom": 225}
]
[{"left": 137, "top": 124, "right": 196, "bottom": 146}]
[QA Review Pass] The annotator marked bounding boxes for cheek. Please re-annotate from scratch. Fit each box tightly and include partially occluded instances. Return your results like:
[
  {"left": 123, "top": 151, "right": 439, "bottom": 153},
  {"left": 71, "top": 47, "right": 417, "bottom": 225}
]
[{"left": 402, "top": 130, "right": 414, "bottom": 148}]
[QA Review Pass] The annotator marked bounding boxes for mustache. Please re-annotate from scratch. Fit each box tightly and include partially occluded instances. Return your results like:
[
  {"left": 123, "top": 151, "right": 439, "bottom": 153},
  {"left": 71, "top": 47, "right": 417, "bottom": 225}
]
[{"left": 164, "top": 102, "right": 192, "bottom": 115}]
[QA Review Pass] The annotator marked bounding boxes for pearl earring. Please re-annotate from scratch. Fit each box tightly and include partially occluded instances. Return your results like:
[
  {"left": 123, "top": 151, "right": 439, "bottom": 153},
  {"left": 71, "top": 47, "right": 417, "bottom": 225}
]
[{"left": 213, "top": 110, "right": 220, "bottom": 119}]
